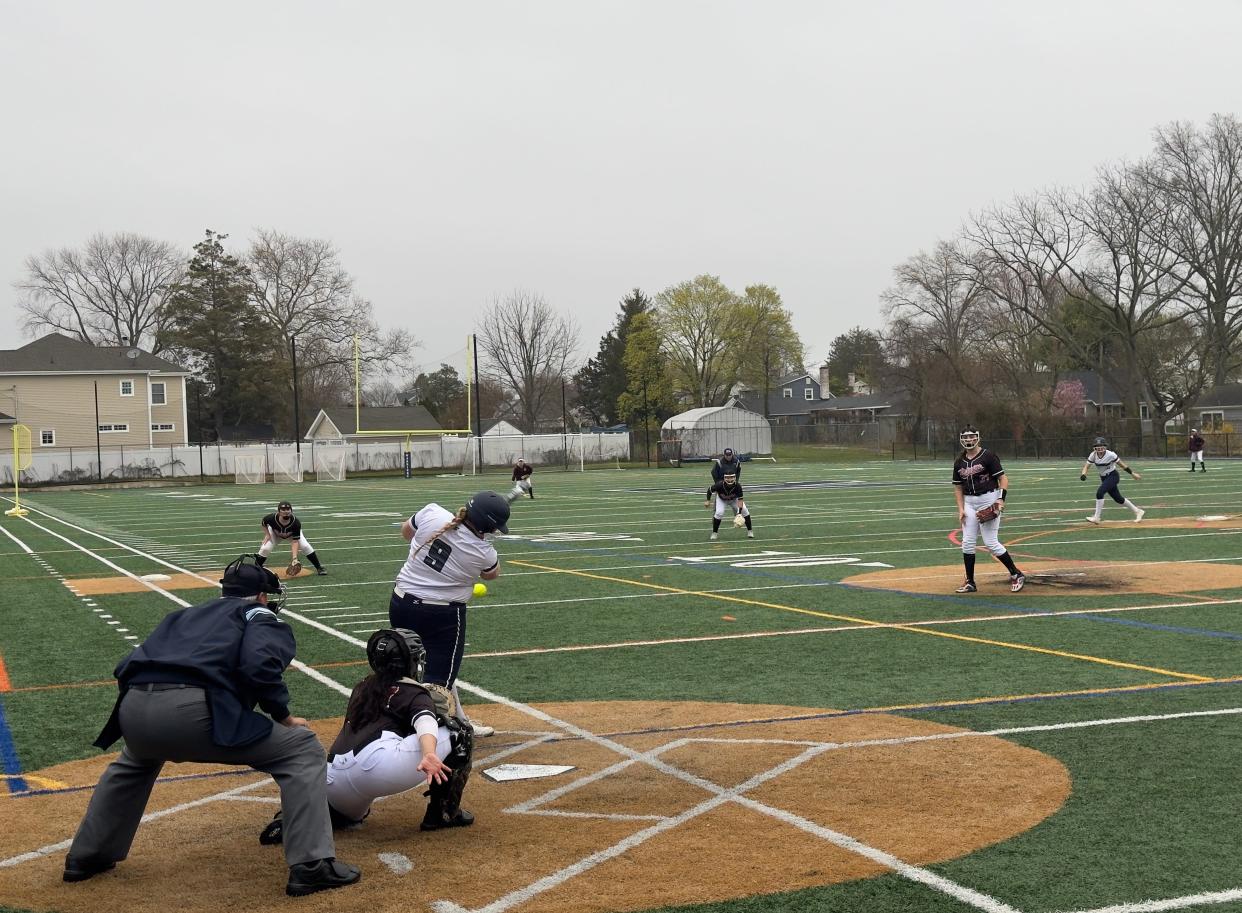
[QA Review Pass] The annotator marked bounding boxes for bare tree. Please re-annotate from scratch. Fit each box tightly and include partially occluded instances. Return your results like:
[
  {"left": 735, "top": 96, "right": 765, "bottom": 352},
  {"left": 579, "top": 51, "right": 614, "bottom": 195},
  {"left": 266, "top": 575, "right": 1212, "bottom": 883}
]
[
  {"left": 15, "top": 232, "right": 184, "bottom": 352},
  {"left": 1150, "top": 115, "right": 1242, "bottom": 384},
  {"left": 477, "top": 290, "right": 579, "bottom": 431}
]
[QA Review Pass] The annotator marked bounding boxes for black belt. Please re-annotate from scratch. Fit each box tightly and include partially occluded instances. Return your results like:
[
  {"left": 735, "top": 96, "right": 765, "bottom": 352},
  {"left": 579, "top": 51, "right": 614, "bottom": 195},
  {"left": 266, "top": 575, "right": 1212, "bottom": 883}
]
[{"left": 133, "top": 682, "right": 196, "bottom": 692}]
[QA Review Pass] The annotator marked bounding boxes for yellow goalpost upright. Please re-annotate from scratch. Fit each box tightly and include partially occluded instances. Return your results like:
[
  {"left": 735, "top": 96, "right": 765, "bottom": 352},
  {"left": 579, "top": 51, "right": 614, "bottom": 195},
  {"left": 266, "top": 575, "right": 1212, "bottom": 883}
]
[{"left": 5, "top": 423, "right": 32, "bottom": 518}]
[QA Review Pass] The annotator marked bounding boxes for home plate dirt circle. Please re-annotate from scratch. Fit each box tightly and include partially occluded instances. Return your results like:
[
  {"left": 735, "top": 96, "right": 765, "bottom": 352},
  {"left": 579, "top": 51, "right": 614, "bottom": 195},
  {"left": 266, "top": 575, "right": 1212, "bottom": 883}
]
[
  {"left": 0, "top": 701, "right": 1068, "bottom": 913},
  {"left": 842, "top": 558, "right": 1242, "bottom": 596}
]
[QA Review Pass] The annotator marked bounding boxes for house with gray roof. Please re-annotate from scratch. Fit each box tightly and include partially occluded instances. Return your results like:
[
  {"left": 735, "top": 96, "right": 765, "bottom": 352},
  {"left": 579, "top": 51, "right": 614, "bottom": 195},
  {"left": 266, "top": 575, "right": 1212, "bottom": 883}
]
[
  {"left": 304, "top": 405, "right": 441, "bottom": 441},
  {"left": 0, "top": 333, "right": 190, "bottom": 451}
]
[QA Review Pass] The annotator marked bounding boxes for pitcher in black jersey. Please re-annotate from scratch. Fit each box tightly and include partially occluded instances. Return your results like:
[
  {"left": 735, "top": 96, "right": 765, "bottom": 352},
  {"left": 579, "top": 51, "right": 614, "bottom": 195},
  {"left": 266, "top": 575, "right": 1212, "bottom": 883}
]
[
  {"left": 257, "top": 501, "right": 326, "bottom": 576},
  {"left": 952, "top": 426, "right": 1025, "bottom": 594}
]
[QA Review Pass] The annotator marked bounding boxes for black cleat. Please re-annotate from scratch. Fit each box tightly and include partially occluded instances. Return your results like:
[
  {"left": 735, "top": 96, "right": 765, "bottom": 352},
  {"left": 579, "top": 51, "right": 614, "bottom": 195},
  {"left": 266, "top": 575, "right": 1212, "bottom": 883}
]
[
  {"left": 316, "top": 567, "right": 328, "bottom": 576},
  {"left": 421, "top": 808, "right": 475, "bottom": 831},
  {"left": 286, "top": 858, "right": 361, "bottom": 897}
]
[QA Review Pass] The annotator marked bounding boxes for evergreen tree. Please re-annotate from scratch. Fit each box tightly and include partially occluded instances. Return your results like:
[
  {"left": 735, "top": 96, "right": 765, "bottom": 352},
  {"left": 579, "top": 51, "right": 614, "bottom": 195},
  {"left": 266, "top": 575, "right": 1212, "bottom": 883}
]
[
  {"left": 574, "top": 288, "right": 650, "bottom": 425},
  {"left": 163, "top": 230, "right": 289, "bottom": 439}
]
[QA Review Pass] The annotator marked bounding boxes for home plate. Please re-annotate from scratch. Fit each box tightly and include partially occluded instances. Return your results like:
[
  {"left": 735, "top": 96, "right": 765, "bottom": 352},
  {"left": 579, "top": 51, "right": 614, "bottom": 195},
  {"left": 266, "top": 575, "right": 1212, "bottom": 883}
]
[
  {"left": 482, "top": 763, "right": 576, "bottom": 782},
  {"left": 139, "top": 574, "right": 172, "bottom": 582},
  {"left": 1198, "top": 515, "right": 1231, "bottom": 521}
]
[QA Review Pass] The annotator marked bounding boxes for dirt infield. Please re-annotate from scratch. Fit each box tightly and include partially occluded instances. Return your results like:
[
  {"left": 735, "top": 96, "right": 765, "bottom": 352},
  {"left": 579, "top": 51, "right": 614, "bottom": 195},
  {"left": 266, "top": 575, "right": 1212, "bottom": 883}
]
[
  {"left": 0, "top": 700, "right": 1069, "bottom": 913},
  {"left": 842, "top": 557, "right": 1242, "bottom": 597},
  {"left": 64, "top": 564, "right": 312, "bottom": 596}
]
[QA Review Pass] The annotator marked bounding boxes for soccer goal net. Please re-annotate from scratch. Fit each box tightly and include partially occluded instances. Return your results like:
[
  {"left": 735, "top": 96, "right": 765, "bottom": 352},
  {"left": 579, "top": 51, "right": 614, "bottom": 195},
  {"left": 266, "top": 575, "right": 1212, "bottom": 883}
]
[
  {"left": 658, "top": 438, "right": 683, "bottom": 468},
  {"left": 316, "top": 446, "right": 348, "bottom": 482},
  {"left": 235, "top": 452, "right": 267, "bottom": 484},
  {"left": 270, "top": 450, "right": 303, "bottom": 483}
]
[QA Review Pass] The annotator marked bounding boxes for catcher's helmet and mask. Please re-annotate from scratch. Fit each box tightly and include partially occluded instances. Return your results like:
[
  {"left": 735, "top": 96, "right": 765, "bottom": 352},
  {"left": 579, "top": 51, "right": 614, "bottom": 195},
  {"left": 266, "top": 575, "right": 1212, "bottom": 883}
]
[
  {"left": 366, "top": 628, "right": 428, "bottom": 682},
  {"left": 959, "top": 426, "right": 981, "bottom": 450},
  {"left": 465, "top": 491, "right": 511, "bottom": 535},
  {"left": 221, "top": 554, "right": 286, "bottom": 611}
]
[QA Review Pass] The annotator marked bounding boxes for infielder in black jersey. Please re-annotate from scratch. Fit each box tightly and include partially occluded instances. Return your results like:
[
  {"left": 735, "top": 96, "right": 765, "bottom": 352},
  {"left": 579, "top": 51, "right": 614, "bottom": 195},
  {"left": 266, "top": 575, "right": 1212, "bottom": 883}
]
[
  {"left": 705, "top": 473, "right": 753, "bottom": 540},
  {"left": 257, "top": 500, "right": 326, "bottom": 576},
  {"left": 511, "top": 459, "right": 534, "bottom": 498},
  {"left": 952, "top": 426, "right": 1025, "bottom": 593}
]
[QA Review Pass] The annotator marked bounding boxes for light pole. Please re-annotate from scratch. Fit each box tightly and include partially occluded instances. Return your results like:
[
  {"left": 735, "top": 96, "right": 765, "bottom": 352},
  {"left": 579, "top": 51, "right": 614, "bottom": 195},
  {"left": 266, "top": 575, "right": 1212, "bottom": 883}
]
[{"left": 291, "top": 335, "right": 302, "bottom": 456}]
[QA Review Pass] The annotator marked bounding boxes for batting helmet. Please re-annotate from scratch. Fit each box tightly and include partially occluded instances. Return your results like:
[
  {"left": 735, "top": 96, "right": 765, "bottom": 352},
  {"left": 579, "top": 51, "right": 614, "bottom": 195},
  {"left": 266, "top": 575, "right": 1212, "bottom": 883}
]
[
  {"left": 221, "top": 554, "right": 286, "bottom": 609},
  {"left": 366, "top": 628, "right": 428, "bottom": 682},
  {"left": 1093, "top": 436, "right": 1109, "bottom": 448},
  {"left": 959, "top": 426, "right": 981, "bottom": 449},
  {"left": 466, "top": 491, "right": 511, "bottom": 535}
]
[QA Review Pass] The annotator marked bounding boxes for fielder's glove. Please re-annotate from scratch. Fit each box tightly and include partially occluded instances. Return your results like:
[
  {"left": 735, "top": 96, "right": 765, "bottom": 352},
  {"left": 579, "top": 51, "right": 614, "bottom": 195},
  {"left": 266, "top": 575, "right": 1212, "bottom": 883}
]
[
  {"left": 732, "top": 512, "right": 746, "bottom": 528},
  {"left": 1080, "top": 474, "right": 1087, "bottom": 481},
  {"left": 975, "top": 504, "right": 1001, "bottom": 523},
  {"left": 285, "top": 560, "right": 303, "bottom": 577}
]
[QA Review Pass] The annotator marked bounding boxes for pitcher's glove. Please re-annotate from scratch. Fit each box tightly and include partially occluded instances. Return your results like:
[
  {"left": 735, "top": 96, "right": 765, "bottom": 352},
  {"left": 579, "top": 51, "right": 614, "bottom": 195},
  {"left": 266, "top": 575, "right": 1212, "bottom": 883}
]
[
  {"left": 285, "top": 560, "right": 303, "bottom": 577},
  {"left": 975, "top": 503, "right": 1001, "bottom": 523}
]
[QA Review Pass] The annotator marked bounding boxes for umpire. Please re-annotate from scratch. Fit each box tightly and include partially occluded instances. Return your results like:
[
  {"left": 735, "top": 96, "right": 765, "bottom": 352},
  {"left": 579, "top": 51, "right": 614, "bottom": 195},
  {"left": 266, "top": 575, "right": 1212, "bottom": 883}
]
[
  {"left": 711, "top": 447, "right": 742, "bottom": 483},
  {"left": 63, "top": 554, "right": 360, "bottom": 897}
]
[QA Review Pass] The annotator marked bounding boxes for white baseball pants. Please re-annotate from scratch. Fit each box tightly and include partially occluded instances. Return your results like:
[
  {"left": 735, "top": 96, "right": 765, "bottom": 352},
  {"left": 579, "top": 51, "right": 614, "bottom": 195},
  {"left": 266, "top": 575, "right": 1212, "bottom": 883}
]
[
  {"left": 325, "top": 727, "right": 454, "bottom": 821},
  {"left": 259, "top": 534, "right": 314, "bottom": 557},
  {"left": 713, "top": 496, "right": 750, "bottom": 520},
  {"left": 961, "top": 491, "right": 1006, "bottom": 557}
]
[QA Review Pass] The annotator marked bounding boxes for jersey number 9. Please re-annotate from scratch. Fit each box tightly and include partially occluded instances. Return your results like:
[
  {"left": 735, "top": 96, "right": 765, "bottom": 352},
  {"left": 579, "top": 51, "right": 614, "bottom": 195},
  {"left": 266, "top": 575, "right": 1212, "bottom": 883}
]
[{"left": 423, "top": 539, "right": 453, "bottom": 573}]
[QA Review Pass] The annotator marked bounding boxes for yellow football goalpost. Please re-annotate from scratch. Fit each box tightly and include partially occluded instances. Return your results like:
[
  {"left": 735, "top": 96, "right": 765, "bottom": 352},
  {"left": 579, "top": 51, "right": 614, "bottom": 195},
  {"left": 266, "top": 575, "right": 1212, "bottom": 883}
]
[
  {"left": 352, "top": 335, "right": 476, "bottom": 474},
  {"left": 5, "top": 424, "right": 32, "bottom": 517}
]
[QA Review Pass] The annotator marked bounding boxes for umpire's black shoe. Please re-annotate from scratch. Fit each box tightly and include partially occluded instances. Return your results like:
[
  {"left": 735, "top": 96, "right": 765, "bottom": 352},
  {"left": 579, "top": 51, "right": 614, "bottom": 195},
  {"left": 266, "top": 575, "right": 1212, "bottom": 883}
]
[
  {"left": 286, "top": 858, "right": 360, "bottom": 897},
  {"left": 63, "top": 856, "right": 116, "bottom": 882}
]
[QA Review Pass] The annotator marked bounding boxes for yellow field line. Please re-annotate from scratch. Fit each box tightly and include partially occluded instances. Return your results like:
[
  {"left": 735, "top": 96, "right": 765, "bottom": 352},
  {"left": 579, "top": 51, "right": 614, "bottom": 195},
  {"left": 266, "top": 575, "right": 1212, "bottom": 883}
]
[
  {"left": 3, "top": 774, "right": 69, "bottom": 789},
  {"left": 508, "top": 559, "right": 1213, "bottom": 682}
]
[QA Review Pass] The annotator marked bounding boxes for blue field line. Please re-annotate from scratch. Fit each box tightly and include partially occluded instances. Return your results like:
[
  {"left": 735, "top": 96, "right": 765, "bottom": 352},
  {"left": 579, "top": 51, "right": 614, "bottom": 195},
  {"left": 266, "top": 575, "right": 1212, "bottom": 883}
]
[
  {"left": 0, "top": 697, "right": 29, "bottom": 794},
  {"left": 522, "top": 535, "right": 1242, "bottom": 644}
]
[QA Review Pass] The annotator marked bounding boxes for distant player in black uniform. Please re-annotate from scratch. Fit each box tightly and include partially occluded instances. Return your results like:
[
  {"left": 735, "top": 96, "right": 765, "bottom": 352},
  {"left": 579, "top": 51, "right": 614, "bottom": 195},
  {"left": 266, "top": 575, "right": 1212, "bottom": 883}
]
[
  {"left": 258, "top": 500, "right": 326, "bottom": 576},
  {"left": 1188, "top": 428, "right": 1206, "bottom": 472},
  {"left": 705, "top": 473, "right": 753, "bottom": 540},
  {"left": 952, "top": 426, "right": 1024, "bottom": 593},
  {"left": 511, "top": 459, "right": 534, "bottom": 499},
  {"left": 711, "top": 447, "right": 742, "bottom": 484}
]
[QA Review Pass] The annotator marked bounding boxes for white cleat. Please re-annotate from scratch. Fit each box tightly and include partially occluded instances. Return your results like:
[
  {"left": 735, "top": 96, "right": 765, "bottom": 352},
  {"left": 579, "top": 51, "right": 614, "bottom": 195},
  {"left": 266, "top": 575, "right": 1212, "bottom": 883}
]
[
  {"left": 1133, "top": 508, "right": 1145, "bottom": 523},
  {"left": 709, "top": 532, "right": 718, "bottom": 541},
  {"left": 1085, "top": 516, "right": 1100, "bottom": 524},
  {"left": 469, "top": 721, "right": 495, "bottom": 738},
  {"left": 746, "top": 531, "right": 754, "bottom": 539}
]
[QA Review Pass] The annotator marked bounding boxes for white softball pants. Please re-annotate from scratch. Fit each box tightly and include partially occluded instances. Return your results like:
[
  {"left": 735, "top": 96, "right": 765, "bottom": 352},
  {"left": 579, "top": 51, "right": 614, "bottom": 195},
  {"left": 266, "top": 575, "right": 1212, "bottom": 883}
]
[
  {"left": 713, "top": 496, "right": 749, "bottom": 520},
  {"left": 961, "top": 491, "right": 1006, "bottom": 557},
  {"left": 1191, "top": 450, "right": 1204, "bottom": 463},
  {"left": 259, "top": 534, "right": 314, "bottom": 557},
  {"left": 325, "top": 727, "right": 453, "bottom": 821}
]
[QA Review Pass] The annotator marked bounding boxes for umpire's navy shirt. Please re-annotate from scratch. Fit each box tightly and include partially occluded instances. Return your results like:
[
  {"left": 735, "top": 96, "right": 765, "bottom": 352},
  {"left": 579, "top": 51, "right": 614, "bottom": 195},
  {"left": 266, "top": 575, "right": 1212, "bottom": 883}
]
[{"left": 95, "top": 595, "right": 296, "bottom": 749}]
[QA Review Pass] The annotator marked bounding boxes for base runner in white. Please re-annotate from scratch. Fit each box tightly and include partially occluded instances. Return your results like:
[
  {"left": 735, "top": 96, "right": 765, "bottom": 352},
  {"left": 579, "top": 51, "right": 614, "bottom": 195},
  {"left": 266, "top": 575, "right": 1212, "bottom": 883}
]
[
  {"left": 1080, "top": 436, "right": 1145, "bottom": 524},
  {"left": 258, "top": 629, "right": 474, "bottom": 843}
]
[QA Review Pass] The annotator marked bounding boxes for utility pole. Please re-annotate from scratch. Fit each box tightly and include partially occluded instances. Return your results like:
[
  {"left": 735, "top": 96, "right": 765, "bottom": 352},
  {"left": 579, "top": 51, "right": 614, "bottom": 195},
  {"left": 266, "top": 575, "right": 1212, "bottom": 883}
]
[{"left": 291, "top": 335, "right": 301, "bottom": 456}]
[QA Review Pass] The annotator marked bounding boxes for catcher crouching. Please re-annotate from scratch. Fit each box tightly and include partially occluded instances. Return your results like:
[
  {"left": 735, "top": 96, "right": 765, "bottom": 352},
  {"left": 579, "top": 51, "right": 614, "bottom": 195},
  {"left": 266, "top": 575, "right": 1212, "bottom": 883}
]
[{"left": 258, "top": 500, "right": 326, "bottom": 576}]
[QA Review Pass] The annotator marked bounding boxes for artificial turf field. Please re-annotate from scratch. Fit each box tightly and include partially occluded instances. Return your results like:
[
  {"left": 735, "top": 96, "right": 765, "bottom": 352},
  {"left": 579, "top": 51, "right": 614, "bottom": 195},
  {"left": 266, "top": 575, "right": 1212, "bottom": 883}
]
[{"left": 1, "top": 458, "right": 1241, "bottom": 913}]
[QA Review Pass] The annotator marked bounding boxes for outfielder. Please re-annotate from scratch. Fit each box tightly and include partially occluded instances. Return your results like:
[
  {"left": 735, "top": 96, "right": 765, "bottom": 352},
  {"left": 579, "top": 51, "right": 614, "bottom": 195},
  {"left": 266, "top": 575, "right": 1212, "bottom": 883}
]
[
  {"left": 258, "top": 628, "right": 474, "bottom": 843},
  {"left": 1080, "top": 437, "right": 1145, "bottom": 524},
  {"left": 1188, "top": 428, "right": 1206, "bottom": 472},
  {"left": 257, "top": 501, "right": 326, "bottom": 576},
  {"left": 952, "top": 426, "right": 1025, "bottom": 593},
  {"left": 705, "top": 473, "right": 753, "bottom": 540},
  {"left": 511, "top": 458, "right": 535, "bottom": 498}
]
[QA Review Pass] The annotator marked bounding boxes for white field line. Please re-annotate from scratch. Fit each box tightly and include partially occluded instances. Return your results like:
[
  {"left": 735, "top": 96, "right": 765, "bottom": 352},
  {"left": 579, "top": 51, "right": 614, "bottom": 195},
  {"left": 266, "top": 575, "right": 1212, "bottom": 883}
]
[
  {"left": 0, "top": 778, "right": 269, "bottom": 869},
  {"left": 0, "top": 522, "right": 35, "bottom": 554},
  {"left": 1057, "top": 888, "right": 1242, "bottom": 913}
]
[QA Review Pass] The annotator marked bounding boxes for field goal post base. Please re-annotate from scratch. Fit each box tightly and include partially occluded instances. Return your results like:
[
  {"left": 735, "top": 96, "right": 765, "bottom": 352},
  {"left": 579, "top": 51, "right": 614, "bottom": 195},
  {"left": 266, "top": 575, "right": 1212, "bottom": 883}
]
[{"left": 7, "top": 423, "right": 32, "bottom": 515}]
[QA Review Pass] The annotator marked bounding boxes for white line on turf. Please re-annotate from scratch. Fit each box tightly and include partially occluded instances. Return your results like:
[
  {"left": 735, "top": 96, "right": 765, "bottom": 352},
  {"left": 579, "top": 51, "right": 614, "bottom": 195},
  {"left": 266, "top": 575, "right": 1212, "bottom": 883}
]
[
  {"left": 0, "top": 523, "right": 35, "bottom": 554},
  {"left": 1057, "top": 887, "right": 1242, "bottom": 913}
]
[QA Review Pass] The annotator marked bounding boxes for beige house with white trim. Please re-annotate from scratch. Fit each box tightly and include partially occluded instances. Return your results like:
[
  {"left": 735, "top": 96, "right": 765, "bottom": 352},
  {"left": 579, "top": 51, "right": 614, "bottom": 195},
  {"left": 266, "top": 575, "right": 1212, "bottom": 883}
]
[{"left": 0, "top": 334, "right": 190, "bottom": 452}]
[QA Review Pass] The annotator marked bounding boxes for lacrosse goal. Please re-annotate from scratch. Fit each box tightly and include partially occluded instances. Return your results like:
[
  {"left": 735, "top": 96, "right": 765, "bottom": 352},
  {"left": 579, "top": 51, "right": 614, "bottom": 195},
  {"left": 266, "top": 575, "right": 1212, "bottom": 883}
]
[
  {"left": 270, "top": 450, "right": 303, "bottom": 483},
  {"left": 234, "top": 452, "right": 267, "bottom": 485},
  {"left": 315, "top": 445, "right": 348, "bottom": 482}
]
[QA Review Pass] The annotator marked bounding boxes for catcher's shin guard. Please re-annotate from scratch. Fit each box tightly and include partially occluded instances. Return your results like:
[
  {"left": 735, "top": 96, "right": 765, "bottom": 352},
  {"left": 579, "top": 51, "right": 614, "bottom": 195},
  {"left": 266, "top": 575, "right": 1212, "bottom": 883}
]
[{"left": 421, "top": 719, "right": 474, "bottom": 831}]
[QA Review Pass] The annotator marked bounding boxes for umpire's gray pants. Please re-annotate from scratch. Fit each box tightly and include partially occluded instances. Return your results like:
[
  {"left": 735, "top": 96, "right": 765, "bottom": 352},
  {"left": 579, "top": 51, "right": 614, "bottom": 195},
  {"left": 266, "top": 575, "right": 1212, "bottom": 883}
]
[{"left": 68, "top": 687, "right": 334, "bottom": 867}]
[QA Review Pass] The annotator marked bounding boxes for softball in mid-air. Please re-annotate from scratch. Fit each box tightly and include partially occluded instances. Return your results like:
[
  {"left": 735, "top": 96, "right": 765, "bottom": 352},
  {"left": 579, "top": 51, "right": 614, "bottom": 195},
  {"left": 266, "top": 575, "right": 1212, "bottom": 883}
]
[{"left": 473, "top": 582, "right": 488, "bottom": 597}]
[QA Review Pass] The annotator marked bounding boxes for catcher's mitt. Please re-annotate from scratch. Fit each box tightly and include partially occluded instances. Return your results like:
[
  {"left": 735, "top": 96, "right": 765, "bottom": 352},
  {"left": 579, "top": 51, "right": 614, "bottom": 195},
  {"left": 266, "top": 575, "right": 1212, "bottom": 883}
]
[
  {"left": 732, "top": 512, "right": 746, "bottom": 528},
  {"left": 285, "top": 560, "right": 303, "bottom": 577},
  {"left": 975, "top": 503, "right": 1001, "bottom": 523}
]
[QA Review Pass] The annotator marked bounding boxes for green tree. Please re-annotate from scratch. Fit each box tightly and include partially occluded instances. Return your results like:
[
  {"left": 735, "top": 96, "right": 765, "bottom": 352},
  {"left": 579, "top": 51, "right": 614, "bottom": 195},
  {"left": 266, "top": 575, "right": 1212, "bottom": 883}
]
[
  {"left": 827, "top": 327, "right": 885, "bottom": 393},
  {"left": 655, "top": 275, "right": 743, "bottom": 407},
  {"left": 408, "top": 364, "right": 467, "bottom": 425},
  {"left": 574, "top": 288, "right": 650, "bottom": 426},
  {"left": 617, "top": 311, "right": 677, "bottom": 433},
  {"left": 736, "top": 285, "right": 805, "bottom": 416},
  {"left": 163, "top": 230, "right": 288, "bottom": 439}
]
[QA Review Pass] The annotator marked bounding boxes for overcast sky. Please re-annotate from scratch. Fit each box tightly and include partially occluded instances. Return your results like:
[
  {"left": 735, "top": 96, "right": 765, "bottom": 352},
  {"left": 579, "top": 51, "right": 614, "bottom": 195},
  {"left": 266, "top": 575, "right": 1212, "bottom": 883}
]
[{"left": 4, "top": 1, "right": 1242, "bottom": 375}]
